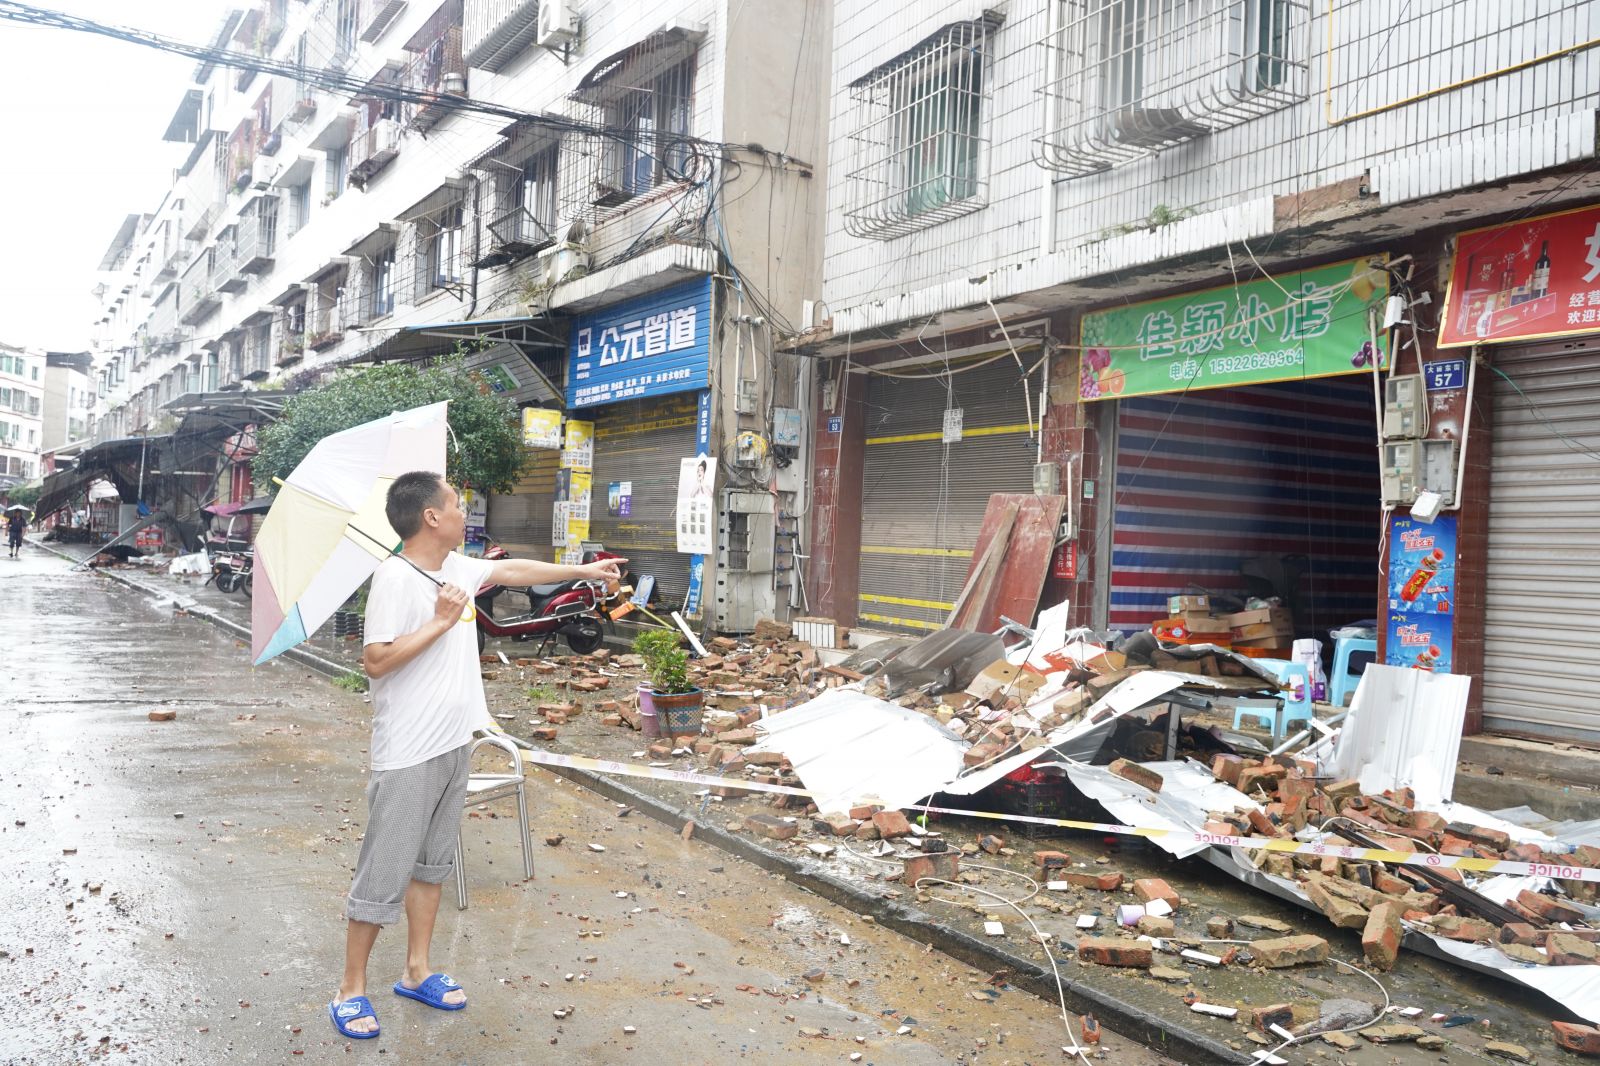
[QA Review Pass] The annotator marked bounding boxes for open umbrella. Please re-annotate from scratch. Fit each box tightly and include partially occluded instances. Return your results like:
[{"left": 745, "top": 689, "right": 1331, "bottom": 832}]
[
  {"left": 251, "top": 402, "right": 449, "bottom": 665},
  {"left": 4, "top": 504, "right": 31, "bottom": 514}
]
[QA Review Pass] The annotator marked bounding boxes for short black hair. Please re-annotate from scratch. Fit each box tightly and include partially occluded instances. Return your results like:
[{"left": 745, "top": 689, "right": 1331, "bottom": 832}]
[{"left": 386, "top": 471, "right": 448, "bottom": 539}]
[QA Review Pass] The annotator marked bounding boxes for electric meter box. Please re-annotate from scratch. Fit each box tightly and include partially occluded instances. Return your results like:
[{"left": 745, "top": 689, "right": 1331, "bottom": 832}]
[
  {"left": 1381, "top": 440, "right": 1422, "bottom": 506},
  {"left": 1421, "top": 438, "right": 1459, "bottom": 506},
  {"left": 771, "top": 407, "right": 803, "bottom": 448},
  {"left": 1383, "top": 375, "right": 1427, "bottom": 440}
]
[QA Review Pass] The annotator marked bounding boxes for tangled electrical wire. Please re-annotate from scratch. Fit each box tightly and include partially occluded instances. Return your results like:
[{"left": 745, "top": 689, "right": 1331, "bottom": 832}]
[{"left": 0, "top": 2, "right": 810, "bottom": 177}]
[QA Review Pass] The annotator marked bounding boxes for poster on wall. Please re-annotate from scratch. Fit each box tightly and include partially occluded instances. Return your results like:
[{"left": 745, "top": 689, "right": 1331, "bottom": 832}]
[
  {"left": 1438, "top": 201, "right": 1600, "bottom": 347},
  {"left": 607, "top": 480, "right": 632, "bottom": 517},
  {"left": 675, "top": 456, "right": 717, "bottom": 554},
  {"left": 565, "top": 470, "right": 592, "bottom": 548},
  {"left": 461, "top": 487, "right": 488, "bottom": 555},
  {"left": 1384, "top": 513, "right": 1457, "bottom": 673},
  {"left": 561, "top": 420, "right": 594, "bottom": 469},
  {"left": 522, "top": 408, "right": 562, "bottom": 450},
  {"left": 1079, "top": 256, "right": 1389, "bottom": 401},
  {"left": 552, "top": 470, "right": 571, "bottom": 547}
]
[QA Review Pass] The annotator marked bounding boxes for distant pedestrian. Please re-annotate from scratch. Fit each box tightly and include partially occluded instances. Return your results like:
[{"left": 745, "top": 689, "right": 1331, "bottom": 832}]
[
  {"left": 329, "top": 470, "right": 621, "bottom": 1040},
  {"left": 5, "top": 509, "right": 27, "bottom": 557}
]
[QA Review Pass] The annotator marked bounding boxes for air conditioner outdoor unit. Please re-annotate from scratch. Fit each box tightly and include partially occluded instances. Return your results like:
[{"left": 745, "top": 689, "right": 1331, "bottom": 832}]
[{"left": 537, "top": 0, "right": 579, "bottom": 48}]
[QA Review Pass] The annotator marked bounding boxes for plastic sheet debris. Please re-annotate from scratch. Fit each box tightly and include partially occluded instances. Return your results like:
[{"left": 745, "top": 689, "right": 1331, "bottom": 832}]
[{"left": 747, "top": 688, "right": 967, "bottom": 815}]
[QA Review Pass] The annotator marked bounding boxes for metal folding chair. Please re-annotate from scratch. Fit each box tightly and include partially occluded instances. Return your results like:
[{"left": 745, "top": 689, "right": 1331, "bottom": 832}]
[{"left": 452, "top": 733, "right": 534, "bottom": 911}]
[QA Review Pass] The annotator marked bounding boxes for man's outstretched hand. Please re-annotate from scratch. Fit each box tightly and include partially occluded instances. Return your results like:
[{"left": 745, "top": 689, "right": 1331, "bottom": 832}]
[{"left": 579, "top": 557, "right": 626, "bottom": 583}]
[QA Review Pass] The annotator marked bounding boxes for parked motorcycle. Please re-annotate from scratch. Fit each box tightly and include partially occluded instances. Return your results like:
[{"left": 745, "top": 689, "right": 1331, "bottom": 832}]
[
  {"left": 214, "top": 546, "right": 254, "bottom": 597},
  {"left": 473, "top": 542, "right": 628, "bottom": 655}
]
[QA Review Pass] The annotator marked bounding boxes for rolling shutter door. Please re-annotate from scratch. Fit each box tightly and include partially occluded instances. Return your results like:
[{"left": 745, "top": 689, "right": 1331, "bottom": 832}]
[
  {"left": 589, "top": 393, "right": 699, "bottom": 608},
  {"left": 487, "top": 448, "right": 559, "bottom": 560},
  {"left": 1483, "top": 340, "right": 1600, "bottom": 742},
  {"left": 859, "top": 357, "right": 1038, "bottom": 632},
  {"left": 1109, "top": 378, "right": 1380, "bottom": 637}
]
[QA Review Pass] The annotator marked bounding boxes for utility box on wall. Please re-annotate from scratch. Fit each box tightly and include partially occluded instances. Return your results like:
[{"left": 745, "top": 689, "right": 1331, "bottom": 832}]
[{"left": 713, "top": 489, "right": 776, "bottom": 633}]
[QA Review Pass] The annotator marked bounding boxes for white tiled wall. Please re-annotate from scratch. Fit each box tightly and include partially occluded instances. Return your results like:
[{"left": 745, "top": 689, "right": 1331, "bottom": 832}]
[{"left": 821, "top": 0, "right": 1600, "bottom": 321}]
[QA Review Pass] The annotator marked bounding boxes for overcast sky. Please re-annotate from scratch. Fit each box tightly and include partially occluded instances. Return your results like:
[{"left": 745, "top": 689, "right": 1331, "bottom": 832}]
[{"left": 0, "top": 1, "right": 225, "bottom": 353}]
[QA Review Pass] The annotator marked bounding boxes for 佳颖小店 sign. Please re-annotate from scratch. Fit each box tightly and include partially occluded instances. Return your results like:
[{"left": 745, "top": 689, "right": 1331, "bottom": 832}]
[
  {"left": 565, "top": 276, "right": 711, "bottom": 408},
  {"left": 1438, "top": 201, "right": 1600, "bottom": 347},
  {"left": 1079, "top": 256, "right": 1389, "bottom": 401}
]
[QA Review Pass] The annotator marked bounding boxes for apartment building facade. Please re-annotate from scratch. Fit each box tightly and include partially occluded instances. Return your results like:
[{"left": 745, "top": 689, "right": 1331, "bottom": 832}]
[
  {"left": 87, "top": 0, "right": 829, "bottom": 627},
  {"left": 41, "top": 351, "right": 95, "bottom": 456},
  {"left": 800, "top": 0, "right": 1600, "bottom": 741},
  {"left": 0, "top": 342, "right": 45, "bottom": 489}
]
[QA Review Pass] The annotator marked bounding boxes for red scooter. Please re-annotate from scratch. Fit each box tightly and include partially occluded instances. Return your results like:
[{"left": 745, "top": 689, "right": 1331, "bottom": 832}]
[{"left": 473, "top": 541, "right": 628, "bottom": 655}]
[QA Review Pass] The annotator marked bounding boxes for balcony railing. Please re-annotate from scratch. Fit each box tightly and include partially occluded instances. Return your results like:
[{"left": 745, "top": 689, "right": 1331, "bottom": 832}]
[
  {"left": 237, "top": 196, "right": 280, "bottom": 274},
  {"left": 216, "top": 227, "right": 249, "bottom": 293},
  {"left": 1038, "top": 0, "right": 1308, "bottom": 177},
  {"left": 476, "top": 204, "right": 554, "bottom": 266},
  {"left": 147, "top": 295, "right": 184, "bottom": 351},
  {"left": 463, "top": 0, "right": 539, "bottom": 72},
  {"left": 349, "top": 117, "right": 401, "bottom": 183},
  {"left": 184, "top": 203, "right": 217, "bottom": 242},
  {"left": 243, "top": 326, "right": 274, "bottom": 380},
  {"left": 179, "top": 251, "right": 222, "bottom": 324},
  {"left": 308, "top": 298, "right": 346, "bottom": 350},
  {"left": 404, "top": 25, "right": 467, "bottom": 131},
  {"left": 276, "top": 313, "right": 306, "bottom": 366}
]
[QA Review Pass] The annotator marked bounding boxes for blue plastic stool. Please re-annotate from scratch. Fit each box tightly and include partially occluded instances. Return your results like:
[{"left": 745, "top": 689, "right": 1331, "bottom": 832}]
[
  {"left": 1329, "top": 637, "right": 1378, "bottom": 707},
  {"left": 1230, "top": 660, "right": 1314, "bottom": 739}
]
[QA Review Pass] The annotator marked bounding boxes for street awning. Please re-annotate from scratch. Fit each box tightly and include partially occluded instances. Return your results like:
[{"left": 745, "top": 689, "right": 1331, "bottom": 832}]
[
  {"left": 35, "top": 466, "right": 106, "bottom": 517},
  {"left": 355, "top": 313, "right": 565, "bottom": 364},
  {"left": 77, "top": 435, "right": 173, "bottom": 465}
]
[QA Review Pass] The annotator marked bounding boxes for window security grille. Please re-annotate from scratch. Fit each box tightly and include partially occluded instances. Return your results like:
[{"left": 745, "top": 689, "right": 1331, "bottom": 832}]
[
  {"left": 560, "top": 45, "right": 700, "bottom": 229},
  {"left": 842, "top": 15, "right": 999, "bottom": 241},
  {"left": 1038, "top": 0, "right": 1306, "bottom": 177}
]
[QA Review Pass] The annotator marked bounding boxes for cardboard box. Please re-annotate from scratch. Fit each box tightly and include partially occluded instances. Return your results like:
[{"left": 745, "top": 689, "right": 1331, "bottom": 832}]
[
  {"left": 1176, "top": 612, "right": 1233, "bottom": 634},
  {"left": 1232, "top": 636, "right": 1291, "bottom": 652},
  {"left": 1168, "top": 594, "right": 1210, "bottom": 615},
  {"left": 966, "top": 660, "right": 1048, "bottom": 702},
  {"left": 1082, "top": 649, "right": 1128, "bottom": 675},
  {"left": 1225, "top": 607, "right": 1293, "bottom": 631},
  {"left": 1232, "top": 621, "right": 1293, "bottom": 642}
]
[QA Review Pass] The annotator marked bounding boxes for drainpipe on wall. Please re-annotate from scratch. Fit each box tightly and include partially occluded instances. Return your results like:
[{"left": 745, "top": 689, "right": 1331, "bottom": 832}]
[{"left": 1037, "top": 0, "right": 1061, "bottom": 258}]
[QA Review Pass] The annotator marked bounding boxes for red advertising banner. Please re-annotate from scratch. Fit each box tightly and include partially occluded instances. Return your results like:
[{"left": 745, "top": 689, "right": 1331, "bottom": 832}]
[{"left": 1439, "top": 201, "right": 1600, "bottom": 348}]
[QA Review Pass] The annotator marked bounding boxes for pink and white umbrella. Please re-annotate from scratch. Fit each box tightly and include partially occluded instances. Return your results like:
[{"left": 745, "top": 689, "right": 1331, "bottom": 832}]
[{"left": 251, "top": 402, "right": 448, "bottom": 664}]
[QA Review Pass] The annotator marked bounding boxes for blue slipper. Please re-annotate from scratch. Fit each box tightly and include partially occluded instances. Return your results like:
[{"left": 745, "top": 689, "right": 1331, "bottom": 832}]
[
  {"left": 329, "top": 995, "right": 380, "bottom": 1039},
  {"left": 393, "top": 972, "right": 467, "bottom": 1010}
]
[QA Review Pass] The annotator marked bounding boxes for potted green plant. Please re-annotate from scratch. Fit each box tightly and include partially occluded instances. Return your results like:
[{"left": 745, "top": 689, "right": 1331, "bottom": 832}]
[{"left": 633, "top": 629, "right": 701, "bottom": 739}]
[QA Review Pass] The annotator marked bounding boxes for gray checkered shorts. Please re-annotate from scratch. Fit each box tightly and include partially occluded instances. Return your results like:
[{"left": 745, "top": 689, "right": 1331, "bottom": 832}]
[{"left": 346, "top": 742, "right": 471, "bottom": 926}]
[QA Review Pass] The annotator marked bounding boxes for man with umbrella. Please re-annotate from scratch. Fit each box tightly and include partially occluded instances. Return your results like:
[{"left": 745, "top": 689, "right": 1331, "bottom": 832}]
[
  {"left": 5, "top": 503, "right": 30, "bottom": 558},
  {"left": 328, "top": 470, "right": 622, "bottom": 1039}
]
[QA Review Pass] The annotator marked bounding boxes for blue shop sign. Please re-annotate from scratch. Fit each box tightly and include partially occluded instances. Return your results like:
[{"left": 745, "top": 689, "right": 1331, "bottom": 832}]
[{"left": 566, "top": 277, "right": 712, "bottom": 408}]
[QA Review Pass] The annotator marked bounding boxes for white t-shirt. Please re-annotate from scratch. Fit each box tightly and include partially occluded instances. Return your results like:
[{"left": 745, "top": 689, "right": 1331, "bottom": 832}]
[{"left": 362, "top": 552, "right": 497, "bottom": 772}]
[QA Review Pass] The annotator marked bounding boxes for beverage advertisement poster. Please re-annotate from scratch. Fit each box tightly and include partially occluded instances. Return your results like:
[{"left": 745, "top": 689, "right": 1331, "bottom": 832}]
[
  {"left": 675, "top": 456, "right": 716, "bottom": 554},
  {"left": 1438, "top": 201, "right": 1600, "bottom": 347},
  {"left": 1384, "top": 514, "right": 1457, "bottom": 672},
  {"left": 522, "top": 408, "right": 562, "bottom": 450}
]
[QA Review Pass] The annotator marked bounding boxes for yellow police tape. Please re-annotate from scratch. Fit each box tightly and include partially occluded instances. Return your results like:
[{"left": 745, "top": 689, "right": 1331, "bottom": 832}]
[{"left": 514, "top": 746, "right": 1600, "bottom": 885}]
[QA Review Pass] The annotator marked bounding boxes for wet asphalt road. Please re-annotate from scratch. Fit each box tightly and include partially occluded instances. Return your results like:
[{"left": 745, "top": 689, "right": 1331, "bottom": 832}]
[{"left": 1, "top": 546, "right": 1174, "bottom": 1065}]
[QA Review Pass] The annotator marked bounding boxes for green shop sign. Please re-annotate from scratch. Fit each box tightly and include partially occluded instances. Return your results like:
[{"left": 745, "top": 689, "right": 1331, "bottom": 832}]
[{"left": 1078, "top": 256, "right": 1389, "bottom": 401}]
